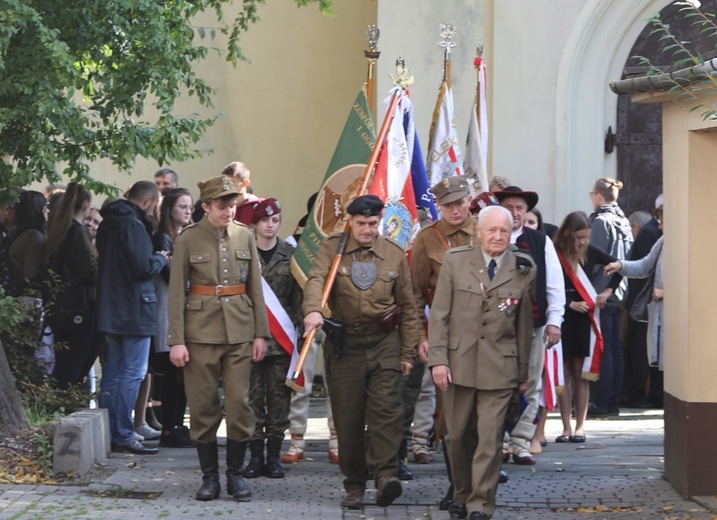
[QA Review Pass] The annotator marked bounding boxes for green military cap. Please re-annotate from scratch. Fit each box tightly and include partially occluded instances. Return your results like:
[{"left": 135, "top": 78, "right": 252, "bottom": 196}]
[
  {"left": 197, "top": 176, "right": 239, "bottom": 202},
  {"left": 429, "top": 176, "right": 470, "bottom": 205}
]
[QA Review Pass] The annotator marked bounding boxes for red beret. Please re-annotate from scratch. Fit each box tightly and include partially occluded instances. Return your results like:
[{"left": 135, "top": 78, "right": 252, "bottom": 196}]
[
  {"left": 251, "top": 197, "right": 281, "bottom": 224},
  {"left": 469, "top": 192, "right": 500, "bottom": 214}
]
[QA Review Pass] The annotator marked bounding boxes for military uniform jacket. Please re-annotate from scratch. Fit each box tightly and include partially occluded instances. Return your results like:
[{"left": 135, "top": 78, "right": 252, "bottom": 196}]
[
  {"left": 260, "top": 237, "right": 303, "bottom": 357},
  {"left": 411, "top": 215, "right": 477, "bottom": 342},
  {"left": 427, "top": 246, "right": 536, "bottom": 389},
  {"left": 303, "top": 232, "right": 420, "bottom": 364},
  {"left": 167, "top": 216, "right": 269, "bottom": 345}
]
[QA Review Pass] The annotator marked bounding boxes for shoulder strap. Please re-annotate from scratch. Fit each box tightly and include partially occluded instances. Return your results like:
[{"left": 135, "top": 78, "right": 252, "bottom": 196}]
[{"left": 431, "top": 225, "right": 451, "bottom": 251}]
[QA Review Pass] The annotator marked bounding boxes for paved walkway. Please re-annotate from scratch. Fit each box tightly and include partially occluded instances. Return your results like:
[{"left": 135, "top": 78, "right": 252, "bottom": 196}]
[{"left": 1, "top": 401, "right": 716, "bottom": 519}]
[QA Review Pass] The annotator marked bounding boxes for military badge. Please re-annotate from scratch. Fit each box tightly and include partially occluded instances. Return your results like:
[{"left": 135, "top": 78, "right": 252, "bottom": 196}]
[
  {"left": 350, "top": 255, "right": 377, "bottom": 290},
  {"left": 498, "top": 297, "right": 520, "bottom": 315},
  {"left": 240, "top": 267, "right": 248, "bottom": 283}
]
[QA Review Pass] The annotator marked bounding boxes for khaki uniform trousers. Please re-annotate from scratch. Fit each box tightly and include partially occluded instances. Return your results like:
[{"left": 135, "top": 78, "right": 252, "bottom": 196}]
[
  {"left": 444, "top": 384, "right": 513, "bottom": 517},
  {"left": 184, "top": 342, "right": 254, "bottom": 444},
  {"left": 324, "top": 328, "right": 403, "bottom": 491}
]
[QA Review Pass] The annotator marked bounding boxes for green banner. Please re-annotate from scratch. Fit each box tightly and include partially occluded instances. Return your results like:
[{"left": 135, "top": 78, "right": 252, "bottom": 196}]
[{"left": 291, "top": 89, "right": 376, "bottom": 286}]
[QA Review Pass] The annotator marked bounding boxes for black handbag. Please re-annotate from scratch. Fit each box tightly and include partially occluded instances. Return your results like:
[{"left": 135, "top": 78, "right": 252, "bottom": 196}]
[{"left": 629, "top": 273, "right": 654, "bottom": 323}]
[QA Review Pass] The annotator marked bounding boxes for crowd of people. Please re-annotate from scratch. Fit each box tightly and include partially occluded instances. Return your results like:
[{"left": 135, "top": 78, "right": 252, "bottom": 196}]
[{"left": 0, "top": 165, "right": 665, "bottom": 520}]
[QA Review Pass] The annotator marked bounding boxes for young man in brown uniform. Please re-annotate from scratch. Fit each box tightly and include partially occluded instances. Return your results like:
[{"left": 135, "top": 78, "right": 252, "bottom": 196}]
[
  {"left": 408, "top": 176, "right": 476, "bottom": 506},
  {"left": 168, "top": 176, "right": 269, "bottom": 502},
  {"left": 302, "top": 194, "right": 420, "bottom": 510}
]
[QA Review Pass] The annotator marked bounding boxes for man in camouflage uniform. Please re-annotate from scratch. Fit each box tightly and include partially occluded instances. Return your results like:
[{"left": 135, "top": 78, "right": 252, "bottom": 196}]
[
  {"left": 303, "top": 195, "right": 420, "bottom": 510},
  {"left": 244, "top": 198, "right": 303, "bottom": 480}
]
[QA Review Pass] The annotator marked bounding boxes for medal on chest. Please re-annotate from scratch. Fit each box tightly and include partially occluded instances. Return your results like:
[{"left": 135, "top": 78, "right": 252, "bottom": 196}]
[{"left": 350, "top": 253, "right": 377, "bottom": 290}]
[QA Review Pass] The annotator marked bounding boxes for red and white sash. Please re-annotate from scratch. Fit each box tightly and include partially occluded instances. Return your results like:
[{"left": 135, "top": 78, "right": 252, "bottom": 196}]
[
  {"left": 260, "top": 277, "right": 304, "bottom": 389},
  {"left": 557, "top": 252, "right": 603, "bottom": 381},
  {"left": 540, "top": 341, "right": 564, "bottom": 411}
]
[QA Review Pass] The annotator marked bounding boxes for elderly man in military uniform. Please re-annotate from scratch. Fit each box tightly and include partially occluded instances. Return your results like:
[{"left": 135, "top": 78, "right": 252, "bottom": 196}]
[
  {"left": 428, "top": 205, "right": 536, "bottom": 520},
  {"left": 168, "top": 176, "right": 269, "bottom": 503},
  {"left": 303, "top": 194, "right": 420, "bottom": 510}
]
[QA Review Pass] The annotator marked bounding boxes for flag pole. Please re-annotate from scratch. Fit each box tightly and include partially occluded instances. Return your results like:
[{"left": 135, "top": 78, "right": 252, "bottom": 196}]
[
  {"left": 287, "top": 61, "right": 413, "bottom": 392},
  {"left": 475, "top": 43, "right": 484, "bottom": 127},
  {"left": 364, "top": 25, "right": 381, "bottom": 119},
  {"left": 439, "top": 22, "right": 457, "bottom": 89}
]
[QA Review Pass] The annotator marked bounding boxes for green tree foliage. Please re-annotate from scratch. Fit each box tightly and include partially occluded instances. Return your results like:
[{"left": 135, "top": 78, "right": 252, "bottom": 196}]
[
  {"left": 0, "top": 0, "right": 332, "bottom": 204},
  {"left": 634, "top": 1, "right": 717, "bottom": 120}
]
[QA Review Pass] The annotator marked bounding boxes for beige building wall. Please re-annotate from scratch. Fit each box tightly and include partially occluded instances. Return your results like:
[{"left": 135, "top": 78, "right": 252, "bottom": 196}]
[{"left": 74, "top": 0, "right": 377, "bottom": 231}]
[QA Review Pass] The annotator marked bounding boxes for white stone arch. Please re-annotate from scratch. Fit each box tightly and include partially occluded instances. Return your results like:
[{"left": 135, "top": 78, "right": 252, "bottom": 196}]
[{"left": 554, "top": 0, "right": 672, "bottom": 218}]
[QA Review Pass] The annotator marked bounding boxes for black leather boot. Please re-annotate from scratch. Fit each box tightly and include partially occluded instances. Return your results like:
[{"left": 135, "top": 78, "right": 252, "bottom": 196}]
[
  {"left": 195, "top": 441, "right": 220, "bottom": 501},
  {"left": 243, "top": 439, "right": 265, "bottom": 478},
  {"left": 226, "top": 440, "right": 251, "bottom": 501},
  {"left": 398, "top": 439, "right": 414, "bottom": 480},
  {"left": 263, "top": 438, "right": 285, "bottom": 478}
]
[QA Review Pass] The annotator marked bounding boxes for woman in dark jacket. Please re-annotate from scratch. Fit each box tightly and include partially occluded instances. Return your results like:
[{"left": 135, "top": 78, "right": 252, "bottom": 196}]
[
  {"left": 43, "top": 182, "right": 98, "bottom": 390},
  {"left": 152, "top": 188, "right": 194, "bottom": 447},
  {"left": 6, "top": 190, "right": 47, "bottom": 300}
]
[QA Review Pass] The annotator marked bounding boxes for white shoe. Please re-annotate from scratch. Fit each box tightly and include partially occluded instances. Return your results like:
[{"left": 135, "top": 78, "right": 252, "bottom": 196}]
[
  {"left": 133, "top": 431, "right": 145, "bottom": 442},
  {"left": 135, "top": 422, "right": 161, "bottom": 441}
]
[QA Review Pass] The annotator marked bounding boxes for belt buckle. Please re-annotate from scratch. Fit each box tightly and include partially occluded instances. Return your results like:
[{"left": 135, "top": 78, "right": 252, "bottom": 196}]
[
  {"left": 215, "top": 285, "right": 223, "bottom": 296},
  {"left": 349, "top": 323, "right": 365, "bottom": 334}
]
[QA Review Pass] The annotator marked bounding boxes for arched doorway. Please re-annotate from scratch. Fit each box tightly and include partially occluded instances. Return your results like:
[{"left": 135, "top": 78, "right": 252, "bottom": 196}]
[{"left": 614, "top": 0, "right": 717, "bottom": 217}]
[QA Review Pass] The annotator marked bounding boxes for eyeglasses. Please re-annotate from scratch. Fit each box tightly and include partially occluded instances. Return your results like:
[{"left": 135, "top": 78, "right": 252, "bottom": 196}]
[{"left": 175, "top": 204, "right": 194, "bottom": 212}]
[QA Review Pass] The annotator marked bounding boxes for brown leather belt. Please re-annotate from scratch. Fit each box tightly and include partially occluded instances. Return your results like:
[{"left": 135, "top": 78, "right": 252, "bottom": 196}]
[
  {"left": 344, "top": 321, "right": 388, "bottom": 335},
  {"left": 189, "top": 284, "right": 246, "bottom": 296}
]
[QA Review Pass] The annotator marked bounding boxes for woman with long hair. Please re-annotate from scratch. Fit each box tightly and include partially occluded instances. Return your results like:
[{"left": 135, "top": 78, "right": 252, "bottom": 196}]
[
  {"left": 42, "top": 182, "right": 98, "bottom": 390},
  {"left": 151, "top": 187, "right": 194, "bottom": 448},
  {"left": 7, "top": 191, "right": 47, "bottom": 299},
  {"left": 553, "top": 211, "right": 621, "bottom": 444}
]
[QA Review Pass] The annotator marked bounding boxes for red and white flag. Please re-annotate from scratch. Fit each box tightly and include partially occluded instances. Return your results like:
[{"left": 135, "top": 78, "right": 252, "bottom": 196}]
[
  {"left": 370, "top": 88, "right": 421, "bottom": 255},
  {"left": 463, "top": 56, "right": 490, "bottom": 195},
  {"left": 426, "top": 81, "right": 463, "bottom": 187},
  {"left": 261, "top": 277, "right": 303, "bottom": 389},
  {"left": 540, "top": 342, "right": 564, "bottom": 411}
]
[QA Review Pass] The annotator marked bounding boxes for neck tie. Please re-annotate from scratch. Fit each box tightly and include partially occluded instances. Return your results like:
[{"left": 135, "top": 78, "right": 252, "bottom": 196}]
[{"left": 488, "top": 259, "right": 496, "bottom": 281}]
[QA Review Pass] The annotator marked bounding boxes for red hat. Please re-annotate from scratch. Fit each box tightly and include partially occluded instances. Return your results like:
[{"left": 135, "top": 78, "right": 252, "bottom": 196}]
[
  {"left": 469, "top": 192, "right": 500, "bottom": 214},
  {"left": 251, "top": 198, "right": 281, "bottom": 224},
  {"left": 235, "top": 198, "right": 260, "bottom": 226}
]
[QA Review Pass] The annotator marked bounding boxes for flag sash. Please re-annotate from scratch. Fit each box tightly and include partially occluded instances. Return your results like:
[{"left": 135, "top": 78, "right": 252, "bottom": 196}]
[
  {"left": 540, "top": 342, "right": 564, "bottom": 411},
  {"left": 261, "top": 277, "right": 303, "bottom": 388},
  {"left": 557, "top": 252, "right": 603, "bottom": 380}
]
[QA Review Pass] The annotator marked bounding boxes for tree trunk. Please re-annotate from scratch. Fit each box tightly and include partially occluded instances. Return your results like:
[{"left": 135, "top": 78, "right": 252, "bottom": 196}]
[{"left": 0, "top": 340, "right": 30, "bottom": 440}]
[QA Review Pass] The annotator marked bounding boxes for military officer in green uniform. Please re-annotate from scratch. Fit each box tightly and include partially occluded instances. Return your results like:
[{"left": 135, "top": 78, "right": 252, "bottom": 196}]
[
  {"left": 168, "top": 176, "right": 269, "bottom": 503},
  {"left": 303, "top": 194, "right": 420, "bottom": 510}
]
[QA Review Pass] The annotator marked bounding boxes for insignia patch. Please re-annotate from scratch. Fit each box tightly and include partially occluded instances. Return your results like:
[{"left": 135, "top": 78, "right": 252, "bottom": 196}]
[
  {"left": 351, "top": 259, "right": 377, "bottom": 290},
  {"left": 240, "top": 268, "right": 248, "bottom": 283}
]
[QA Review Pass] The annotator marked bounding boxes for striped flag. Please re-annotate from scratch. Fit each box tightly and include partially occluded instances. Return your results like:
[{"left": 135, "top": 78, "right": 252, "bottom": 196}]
[
  {"left": 261, "top": 277, "right": 303, "bottom": 389},
  {"left": 426, "top": 81, "right": 463, "bottom": 187},
  {"left": 370, "top": 88, "right": 421, "bottom": 253},
  {"left": 463, "top": 55, "right": 490, "bottom": 195}
]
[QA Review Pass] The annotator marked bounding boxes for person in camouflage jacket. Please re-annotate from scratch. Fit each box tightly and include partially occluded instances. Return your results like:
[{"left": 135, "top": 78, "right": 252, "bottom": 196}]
[{"left": 244, "top": 198, "right": 303, "bottom": 480}]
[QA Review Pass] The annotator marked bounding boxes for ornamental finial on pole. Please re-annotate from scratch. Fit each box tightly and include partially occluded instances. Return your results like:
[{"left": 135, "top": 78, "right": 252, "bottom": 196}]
[
  {"left": 391, "top": 57, "right": 415, "bottom": 90},
  {"left": 439, "top": 22, "right": 458, "bottom": 53},
  {"left": 366, "top": 25, "right": 380, "bottom": 53}
]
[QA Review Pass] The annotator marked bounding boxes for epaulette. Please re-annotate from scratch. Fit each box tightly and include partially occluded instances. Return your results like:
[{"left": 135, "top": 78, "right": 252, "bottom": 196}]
[
  {"left": 384, "top": 236, "right": 405, "bottom": 251},
  {"left": 232, "top": 220, "right": 250, "bottom": 229},
  {"left": 514, "top": 251, "right": 536, "bottom": 274},
  {"left": 445, "top": 244, "right": 474, "bottom": 254},
  {"left": 178, "top": 222, "right": 199, "bottom": 235}
]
